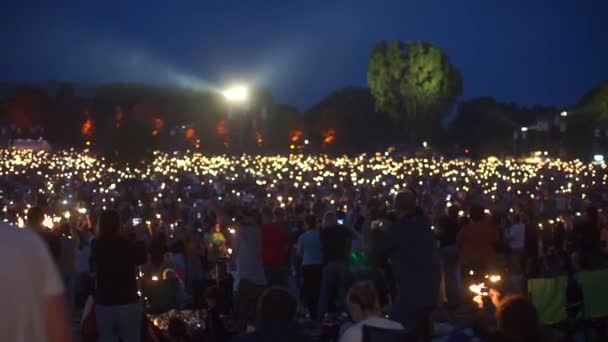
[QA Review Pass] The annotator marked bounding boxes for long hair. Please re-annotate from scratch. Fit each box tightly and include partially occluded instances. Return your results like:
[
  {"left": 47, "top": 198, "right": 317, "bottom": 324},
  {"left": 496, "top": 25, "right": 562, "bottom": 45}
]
[{"left": 98, "top": 210, "right": 121, "bottom": 238}]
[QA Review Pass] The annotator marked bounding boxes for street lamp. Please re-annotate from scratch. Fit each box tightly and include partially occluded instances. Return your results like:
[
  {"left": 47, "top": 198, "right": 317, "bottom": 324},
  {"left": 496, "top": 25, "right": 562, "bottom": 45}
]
[{"left": 223, "top": 85, "right": 249, "bottom": 103}]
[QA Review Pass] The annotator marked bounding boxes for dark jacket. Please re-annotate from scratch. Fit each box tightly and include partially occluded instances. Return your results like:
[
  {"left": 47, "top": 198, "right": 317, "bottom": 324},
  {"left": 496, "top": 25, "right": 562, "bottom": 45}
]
[
  {"left": 373, "top": 213, "right": 441, "bottom": 319},
  {"left": 92, "top": 236, "right": 146, "bottom": 306}
]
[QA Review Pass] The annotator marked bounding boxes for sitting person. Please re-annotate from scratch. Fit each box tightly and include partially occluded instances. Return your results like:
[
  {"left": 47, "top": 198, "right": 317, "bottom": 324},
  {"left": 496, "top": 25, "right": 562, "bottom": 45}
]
[
  {"left": 163, "top": 268, "right": 190, "bottom": 307},
  {"left": 231, "top": 287, "right": 308, "bottom": 342},
  {"left": 340, "top": 281, "right": 403, "bottom": 342}
]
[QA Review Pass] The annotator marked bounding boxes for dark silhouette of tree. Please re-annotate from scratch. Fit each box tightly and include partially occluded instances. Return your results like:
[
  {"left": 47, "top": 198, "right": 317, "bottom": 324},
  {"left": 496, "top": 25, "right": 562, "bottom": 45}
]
[{"left": 307, "top": 87, "right": 394, "bottom": 153}]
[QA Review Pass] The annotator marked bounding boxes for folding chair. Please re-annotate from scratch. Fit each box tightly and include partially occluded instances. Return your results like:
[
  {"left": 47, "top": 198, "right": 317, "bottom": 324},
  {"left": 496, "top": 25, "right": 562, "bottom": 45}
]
[
  {"left": 528, "top": 276, "right": 568, "bottom": 325},
  {"left": 578, "top": 269, "right": 608, "bottom": 319}
]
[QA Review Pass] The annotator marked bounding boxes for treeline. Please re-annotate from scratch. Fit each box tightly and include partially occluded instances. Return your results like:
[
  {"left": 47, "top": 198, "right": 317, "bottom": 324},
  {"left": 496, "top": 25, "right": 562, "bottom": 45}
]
[{"left": 0, "top": 79, "right": 606, "bottom": 159}]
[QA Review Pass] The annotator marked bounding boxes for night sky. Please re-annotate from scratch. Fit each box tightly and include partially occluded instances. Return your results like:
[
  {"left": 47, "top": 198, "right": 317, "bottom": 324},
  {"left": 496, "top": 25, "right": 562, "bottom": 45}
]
[{"left": 2, "top": 0, "right": 607, "bottom": 110}]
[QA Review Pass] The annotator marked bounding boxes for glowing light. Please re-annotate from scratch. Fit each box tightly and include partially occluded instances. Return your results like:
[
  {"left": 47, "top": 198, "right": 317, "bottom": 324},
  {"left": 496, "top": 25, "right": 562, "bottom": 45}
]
[
  {"left": 521, "top": 127, "right": 528, "bottom": 132},
  {"left": 560, "top": 111, "right": 568, "bottom": 117},
  {"left": 152, "top": 275, "right": 159, "bottom": 281},
  {"left": 223, "top": 85, "right": 248, "bottom": 102}
]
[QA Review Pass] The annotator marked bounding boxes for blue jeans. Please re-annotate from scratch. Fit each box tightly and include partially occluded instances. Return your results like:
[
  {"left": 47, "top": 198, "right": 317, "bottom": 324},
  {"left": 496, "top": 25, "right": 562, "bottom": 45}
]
[
  {"left": 439, "top": 245, "right": 461, "bottom": 306},
  {"left": 96, "top": 303, "right": 142, "bottom": 342},
  {"left": 317, "top": 260, "right": 351, "bottom": 319}
]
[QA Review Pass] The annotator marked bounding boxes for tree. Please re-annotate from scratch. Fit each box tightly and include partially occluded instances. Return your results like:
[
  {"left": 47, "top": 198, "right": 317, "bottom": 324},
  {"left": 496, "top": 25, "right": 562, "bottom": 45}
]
[
  {"left": 307, "top": 87, "right": 394, "bottom": 152},
  {"left": 577, "top": 81, "right": 608, "bottom": 125},
  {"left": 368, "top": 41, "right": 463, "bottom": 145}
]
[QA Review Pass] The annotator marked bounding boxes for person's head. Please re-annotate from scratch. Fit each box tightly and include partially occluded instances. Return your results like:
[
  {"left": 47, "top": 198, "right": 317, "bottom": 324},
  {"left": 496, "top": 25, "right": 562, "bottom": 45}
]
[
  {"left": 214, "top": 223, "right": 221, "bottom": 234},
  {"left": 257, "top": 287, "right": 297, "bottom": 322},
  {"left": 322, "top": 211, "right": 337, "bottom": 229},
  {"left": 346, "top": 281, "right": 382, "bottom": 322},
  {"left": 585, "top": 206, "right": 598, "bottom": 225},
  {"left": 447, "top": 204, "right": 460, "bottom": 219},
  {"left": 469, "top": 205, "right": 485, "bottom": 222},
  {"left": 496, "top": 295, "right": 541, "bottom": 342},
  {"left": 98, "top": 210, "right": 121, "bottom": 238},
  {"left": 26, "top": 206, "right": 45, "bottom": 229},
  {"left": 393, "top": 190, "right": 416, "bottom": 218},
  {"left": 304, "top": 215, "right": 317, "bottom": 231}
]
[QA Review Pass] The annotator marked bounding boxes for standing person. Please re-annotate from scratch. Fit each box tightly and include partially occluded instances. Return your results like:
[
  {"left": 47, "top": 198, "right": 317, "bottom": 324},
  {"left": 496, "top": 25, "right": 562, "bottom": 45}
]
[
  {"left": 296, "top": 214, "right": 323, "bottom": 318},
  {"left": 457, "top": 205, "right": 499, "bottom": 275},
  {"left": 436, "top": 205, "right": 462, "bottom": 307},
  {"left": 260, "top": 206, "right": 289, "bottom": 286},
  {"left": 0, "top": 222, "right": 72, "bottom": 342},
  {"left": 233, "top": 206, "right": 267, "bottom": 333},
  {"left": 27, "top": 206, "right": 61, "bottom": 262},
  {"left": 576, "top": 206, "right": 604, "bottom": 269},
  {"left": 205, "top": 223, "right": 227, "bottom": 266},
  {"left": 74, "top": 229, "right": 93, "bottom": 309},
  {"left": 318, "top": 211, "right": 352, "bottom": 319},
  {"left": 504, "top": 214, "right": 526, "bottom": 281},
  {"left": 372, "top": 191, "right": 440, "bottom": 340},
  {"left": 92, "top": 210, "right": 147, "bottom": 342},
  {"left": 58, "top": 224, "right": 76, "bottom": 311}
]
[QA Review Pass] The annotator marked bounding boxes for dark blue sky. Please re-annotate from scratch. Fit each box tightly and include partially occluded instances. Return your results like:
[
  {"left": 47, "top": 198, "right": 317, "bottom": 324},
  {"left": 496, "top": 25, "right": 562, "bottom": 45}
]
[{"left": 2, "top": 0, "right": 607, "bottom": 110}]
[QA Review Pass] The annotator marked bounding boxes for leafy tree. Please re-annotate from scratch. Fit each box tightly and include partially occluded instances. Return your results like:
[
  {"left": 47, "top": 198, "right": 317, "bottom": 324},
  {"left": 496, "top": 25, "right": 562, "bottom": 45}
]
[
  {"left": 368, "top": 41, "right": 463, "bottom": 144},
  {"left": 577, "top": 81, "right": 608, "bottom": 125}
]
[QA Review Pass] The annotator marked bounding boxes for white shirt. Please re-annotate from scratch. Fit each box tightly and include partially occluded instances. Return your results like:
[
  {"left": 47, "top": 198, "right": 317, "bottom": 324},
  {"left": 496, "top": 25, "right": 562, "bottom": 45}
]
[
  {"left": 0, "top": 225, "right": 64, "bottom": 342},
  {"left": 505, "top": 223, "right": 526, "bottom": 250},
  {"left": 339, "top": 317, "right": 404, "bottom": 342}
]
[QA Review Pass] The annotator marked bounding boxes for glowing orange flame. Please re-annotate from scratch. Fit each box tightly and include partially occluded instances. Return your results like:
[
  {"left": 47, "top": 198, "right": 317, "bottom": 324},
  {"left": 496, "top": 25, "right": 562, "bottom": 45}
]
[
  {"left": 291, "top": 130, "right": 303, "bottom": 143},
  {"left": 185, "top": 128, "right": 196, "bottom": 140},
  {"left": 114, "top": 106, "right": 124, "bottom": 128},
  {"left": 216, "top": 119, "right": 228, "bottom": 136},
  {"left": 81, "top": 116, "right": 93, "bottom": 137},
  {"left": 151, "top": 116, "right": 164, "bottom": 136},
  {"left": 323, "top": 129, "right": 336, "bottom": 145}
]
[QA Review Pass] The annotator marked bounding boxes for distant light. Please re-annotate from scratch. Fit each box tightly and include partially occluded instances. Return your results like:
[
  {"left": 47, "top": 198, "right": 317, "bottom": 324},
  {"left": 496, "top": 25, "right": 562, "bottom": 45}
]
[
  {"left": 152, "top": 276, "right": 159, "bottom": 281},
  {"left": 78, "top": 208, "right": 87, "bottom": 214},
  {"left": 464, "top": 148, "right": 470, "bottom": 154},
  {"left": 304, "top": 139, "right": 309, "bottom": 145},
  {"left": 543, "top": 151, "right": 548, "bottom": 156},
  {"left": 422, "top": 141, "right": 428, "bottom": 148},
  {"left": 289, "top": 144, "right": 295, "bottom": 150},
  {"left": 593, "top": 154, "right": 604, "bottom": 163},
  {"left": 521, "top": 127, "right": 528, "bottom": 132},
  {"left": 223, "top": 85, "right": 248, "bottom": 102},
  {"left": 85, "top": 140, "right": 91, "bottom": 146},
  {"left": 560, "top": 111, "right": 568, "bottom": 117}
]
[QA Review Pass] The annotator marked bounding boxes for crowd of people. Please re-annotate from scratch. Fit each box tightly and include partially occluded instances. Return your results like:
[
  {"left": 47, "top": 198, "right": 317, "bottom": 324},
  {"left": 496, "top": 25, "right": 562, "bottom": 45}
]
[{"left": 1, "top": 149, "right": 607, "bottom": 341}]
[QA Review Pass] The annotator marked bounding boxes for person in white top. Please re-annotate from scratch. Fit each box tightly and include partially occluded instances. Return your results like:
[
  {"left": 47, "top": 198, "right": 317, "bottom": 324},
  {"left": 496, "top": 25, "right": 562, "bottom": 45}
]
[
  {"left": 0, "top": 223, "right": 72, "bottom": 342},
  {"left": 340, "top": 281, "right": 403, "bottom": 342},
  {"left": 505, "top": 214, "right": 526, "bottom": 276}
]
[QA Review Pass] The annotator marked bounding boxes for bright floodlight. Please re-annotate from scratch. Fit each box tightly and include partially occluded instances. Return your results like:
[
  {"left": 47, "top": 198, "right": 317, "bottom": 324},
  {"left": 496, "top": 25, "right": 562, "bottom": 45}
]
[
  {"left": 223, "top": 85, "right": 248, "bottom": 102},
  {"left": 560, "top": 111, "right": 568, "bottom": 117}
]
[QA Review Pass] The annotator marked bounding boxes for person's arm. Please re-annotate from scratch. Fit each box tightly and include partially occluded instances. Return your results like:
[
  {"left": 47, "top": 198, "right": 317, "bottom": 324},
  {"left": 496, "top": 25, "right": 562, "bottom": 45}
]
[{"left": 46, "top": 294, "right": 72, "bottom": 342}]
